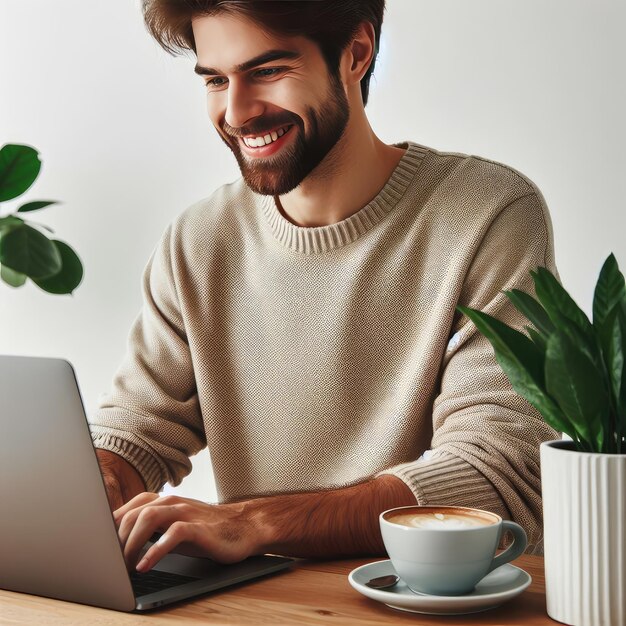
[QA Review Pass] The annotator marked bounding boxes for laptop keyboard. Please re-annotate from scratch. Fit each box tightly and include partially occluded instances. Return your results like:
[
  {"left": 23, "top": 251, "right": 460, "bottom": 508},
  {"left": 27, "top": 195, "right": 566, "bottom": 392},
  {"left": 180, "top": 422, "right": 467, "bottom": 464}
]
[{"left": 130, "top": 569, "right": 199, "bottom": 597}]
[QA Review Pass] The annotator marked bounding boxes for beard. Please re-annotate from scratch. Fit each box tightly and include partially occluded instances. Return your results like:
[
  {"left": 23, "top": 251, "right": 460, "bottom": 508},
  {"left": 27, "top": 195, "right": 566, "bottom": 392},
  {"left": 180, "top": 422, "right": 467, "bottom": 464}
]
[{"left": 217, "top": 74, "right": 350, "bottom": 196}]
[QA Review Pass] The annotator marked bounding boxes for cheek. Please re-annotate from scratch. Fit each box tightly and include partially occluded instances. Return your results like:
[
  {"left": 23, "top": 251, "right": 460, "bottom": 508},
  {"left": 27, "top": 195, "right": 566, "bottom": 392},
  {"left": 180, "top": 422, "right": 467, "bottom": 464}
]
[
  {"left": 274, "top": 79, "right": 316, "bottom": 111},
  {"left": 264, "top": 80, "right": 324, "bottom": 131},
  {"left": 206, "top": 94, "right": 226, "bottom": 127}
]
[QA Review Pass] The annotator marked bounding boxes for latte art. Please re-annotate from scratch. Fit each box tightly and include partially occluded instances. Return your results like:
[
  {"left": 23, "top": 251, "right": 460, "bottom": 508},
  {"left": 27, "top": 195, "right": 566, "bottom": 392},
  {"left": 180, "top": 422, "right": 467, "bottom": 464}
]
[{"left": 388, "top": 511, "right": 495, "bottom": 529}]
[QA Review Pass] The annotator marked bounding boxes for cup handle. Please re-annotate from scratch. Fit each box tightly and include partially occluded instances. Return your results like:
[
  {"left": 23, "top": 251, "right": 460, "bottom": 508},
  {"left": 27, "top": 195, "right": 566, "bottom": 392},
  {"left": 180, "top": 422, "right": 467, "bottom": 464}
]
[{"left": 486, "top": 520, "right": 528, "bottom": 574}]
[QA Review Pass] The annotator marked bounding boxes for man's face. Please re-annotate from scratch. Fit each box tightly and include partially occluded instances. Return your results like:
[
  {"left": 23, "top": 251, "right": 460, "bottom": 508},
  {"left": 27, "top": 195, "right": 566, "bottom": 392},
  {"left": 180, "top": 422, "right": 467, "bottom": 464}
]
[{"left": 192, "top": 13, "right": 349, "bottom": 196}]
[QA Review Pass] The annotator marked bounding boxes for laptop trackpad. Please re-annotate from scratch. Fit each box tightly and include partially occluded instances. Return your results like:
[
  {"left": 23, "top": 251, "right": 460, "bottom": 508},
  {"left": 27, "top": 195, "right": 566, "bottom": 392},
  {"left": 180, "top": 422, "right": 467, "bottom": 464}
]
[
  {"left": 154, "top": 551, "right": 293, "bottom": 580},
  {"left": 153, "top": 552, "right": 227, "bottom": 577}
]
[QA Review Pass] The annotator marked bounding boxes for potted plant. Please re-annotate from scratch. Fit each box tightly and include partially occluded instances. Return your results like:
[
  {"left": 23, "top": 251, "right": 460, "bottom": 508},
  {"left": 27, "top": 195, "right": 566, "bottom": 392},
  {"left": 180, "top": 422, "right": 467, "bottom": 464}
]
[
  {"left": 0, "top": 143, "right": 83, "bottom": 294},
  {"left": 458, "top": 254, "right": 625, "bottom": 626}
]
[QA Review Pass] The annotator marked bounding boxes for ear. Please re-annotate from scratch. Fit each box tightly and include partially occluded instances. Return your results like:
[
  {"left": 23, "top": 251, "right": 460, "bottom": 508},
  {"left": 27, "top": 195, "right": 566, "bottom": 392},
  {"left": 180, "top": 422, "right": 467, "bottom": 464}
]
[{"left": 341, "top": 21, "right": 376, "bottom": 87}]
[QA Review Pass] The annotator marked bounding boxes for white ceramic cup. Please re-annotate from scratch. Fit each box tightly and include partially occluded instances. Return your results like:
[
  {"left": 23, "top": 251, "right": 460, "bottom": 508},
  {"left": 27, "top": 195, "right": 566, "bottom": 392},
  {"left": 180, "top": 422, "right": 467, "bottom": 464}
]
[{"left": 380, "top": 505, "right": 527, "bottom": 596}]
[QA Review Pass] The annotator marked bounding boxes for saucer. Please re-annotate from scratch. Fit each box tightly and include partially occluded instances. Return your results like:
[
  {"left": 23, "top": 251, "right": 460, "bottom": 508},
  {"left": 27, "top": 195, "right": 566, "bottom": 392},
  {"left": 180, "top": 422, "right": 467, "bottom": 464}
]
[{"left": 348, "top": 559, "right": 531, "bottom": 615}]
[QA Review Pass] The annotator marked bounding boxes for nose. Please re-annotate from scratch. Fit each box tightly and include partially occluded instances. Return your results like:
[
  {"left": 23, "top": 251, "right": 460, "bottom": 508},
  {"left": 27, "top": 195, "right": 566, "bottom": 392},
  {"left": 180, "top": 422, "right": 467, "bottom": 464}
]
[{"left": 224, "top": 79, "right": 265, "bottom": 130}]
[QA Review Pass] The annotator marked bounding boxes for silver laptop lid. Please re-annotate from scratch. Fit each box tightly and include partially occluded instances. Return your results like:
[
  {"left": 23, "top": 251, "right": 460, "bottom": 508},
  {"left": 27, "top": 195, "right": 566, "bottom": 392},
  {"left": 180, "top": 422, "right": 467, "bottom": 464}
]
[{"left": 0, "top": 355, "right": 136, "bottom": 611}]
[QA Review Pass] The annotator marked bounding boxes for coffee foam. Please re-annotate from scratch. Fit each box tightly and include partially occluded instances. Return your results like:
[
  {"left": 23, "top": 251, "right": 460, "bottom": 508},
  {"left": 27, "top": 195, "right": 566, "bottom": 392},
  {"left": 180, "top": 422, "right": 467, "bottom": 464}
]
[{"left": 387, "top": 510, "right": 496, "bottom": 530}]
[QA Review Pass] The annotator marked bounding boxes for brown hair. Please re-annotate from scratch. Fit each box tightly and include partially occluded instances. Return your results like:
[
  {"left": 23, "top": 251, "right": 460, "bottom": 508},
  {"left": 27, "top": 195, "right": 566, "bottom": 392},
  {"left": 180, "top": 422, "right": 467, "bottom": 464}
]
[{"left": 142, "top": 0, "right": 386, "bottom": 106}]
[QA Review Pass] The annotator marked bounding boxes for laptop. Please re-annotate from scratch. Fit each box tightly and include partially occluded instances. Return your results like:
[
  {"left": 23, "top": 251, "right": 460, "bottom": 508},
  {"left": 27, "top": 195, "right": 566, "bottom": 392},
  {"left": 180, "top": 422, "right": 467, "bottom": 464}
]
[{"left": 0, "top": 355, "right": 294, "bottom": 611}]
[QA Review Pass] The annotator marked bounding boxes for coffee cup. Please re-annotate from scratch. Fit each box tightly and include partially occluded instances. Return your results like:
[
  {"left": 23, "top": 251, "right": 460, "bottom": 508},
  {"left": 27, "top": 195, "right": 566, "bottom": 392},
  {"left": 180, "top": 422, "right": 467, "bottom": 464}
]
[{"left": 379, "top": 505, "right": 527, "bottom": 596}]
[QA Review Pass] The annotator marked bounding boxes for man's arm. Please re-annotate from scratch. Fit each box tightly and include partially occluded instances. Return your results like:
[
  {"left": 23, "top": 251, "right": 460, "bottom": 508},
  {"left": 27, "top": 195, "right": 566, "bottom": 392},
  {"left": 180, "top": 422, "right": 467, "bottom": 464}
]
[
  {"left": 90, "top": 222, "right": 206, "bottom": 494},
  {"left": 113, "top": 475, "right": 416, "bottom": 572},
  {"left": 377, "top": 191, "right": 560, "bottom": 554},
  {"left": 251, "top": 474, "right": 417, "bottom": 557},
  {"left": 96, "top": 450, "right": 146, "bottom": 511}
]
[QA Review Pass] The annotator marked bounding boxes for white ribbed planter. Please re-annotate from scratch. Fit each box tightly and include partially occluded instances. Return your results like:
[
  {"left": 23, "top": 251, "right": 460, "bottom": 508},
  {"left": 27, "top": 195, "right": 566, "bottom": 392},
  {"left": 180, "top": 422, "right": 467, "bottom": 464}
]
[{"left": 541, "top": 440, "right": 626, "bottom": 626}]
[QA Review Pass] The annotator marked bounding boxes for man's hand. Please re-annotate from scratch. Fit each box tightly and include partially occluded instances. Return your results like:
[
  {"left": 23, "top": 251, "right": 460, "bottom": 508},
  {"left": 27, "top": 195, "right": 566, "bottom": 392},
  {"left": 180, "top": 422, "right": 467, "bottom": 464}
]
[
  {"left": 95, "top": 449, "right": 146, "bottom": 511},
  {"left": 114, "top": 493, "right": 260, "bottom": 572},
  {"left": 112, "top": 474, "right": 416, "bottom": 573}
]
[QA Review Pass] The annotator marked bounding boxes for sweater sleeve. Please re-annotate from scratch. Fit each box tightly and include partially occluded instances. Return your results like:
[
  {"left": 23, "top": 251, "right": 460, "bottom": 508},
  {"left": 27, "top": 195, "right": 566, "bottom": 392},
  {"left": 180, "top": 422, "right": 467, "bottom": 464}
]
[
  {"left": 377, "top": 191, "right": 559, "bottom": 554},
  {"left": 89, "top": 224, "right": 205, "bottom": 492}
]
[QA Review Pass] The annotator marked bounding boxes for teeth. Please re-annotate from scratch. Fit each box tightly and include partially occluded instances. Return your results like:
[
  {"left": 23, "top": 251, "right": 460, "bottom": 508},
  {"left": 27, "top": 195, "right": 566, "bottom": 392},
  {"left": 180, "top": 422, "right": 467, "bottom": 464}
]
[{"left": 243, "top": 125, "right": 290, "bottom": 148}]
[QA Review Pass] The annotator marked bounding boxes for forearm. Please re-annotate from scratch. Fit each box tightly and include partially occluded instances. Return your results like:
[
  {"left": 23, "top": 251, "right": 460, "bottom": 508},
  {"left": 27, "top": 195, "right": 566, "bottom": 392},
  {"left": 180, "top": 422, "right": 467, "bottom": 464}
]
[
  {"left": 96, "top": 449, "right": 147, "bottom": 509},
  {"left": 115, "top": 474, "right": 417, "bottom": 571},
  {"left": 240, "top": 475, "right": 416, "bottom": 559}
]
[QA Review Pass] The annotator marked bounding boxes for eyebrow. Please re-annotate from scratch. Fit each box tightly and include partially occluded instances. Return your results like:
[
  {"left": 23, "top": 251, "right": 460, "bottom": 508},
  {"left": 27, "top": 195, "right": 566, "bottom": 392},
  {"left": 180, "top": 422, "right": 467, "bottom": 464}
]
[{"left": 194, "top": 49, "right": 302, "bottom": 76}]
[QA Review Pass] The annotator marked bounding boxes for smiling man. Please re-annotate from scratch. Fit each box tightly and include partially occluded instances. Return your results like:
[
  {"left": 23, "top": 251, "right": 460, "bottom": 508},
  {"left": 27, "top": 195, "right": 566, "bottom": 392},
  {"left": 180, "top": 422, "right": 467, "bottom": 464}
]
[{"left": 90, "top": 0, "right": 559, "bottom": 573}]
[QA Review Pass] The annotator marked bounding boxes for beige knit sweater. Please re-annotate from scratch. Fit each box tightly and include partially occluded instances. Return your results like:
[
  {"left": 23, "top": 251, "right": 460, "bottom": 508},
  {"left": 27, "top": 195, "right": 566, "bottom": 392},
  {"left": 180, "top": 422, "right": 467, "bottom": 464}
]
[{"left": 90, "top": 141, "right": 559, "bottom": 553}]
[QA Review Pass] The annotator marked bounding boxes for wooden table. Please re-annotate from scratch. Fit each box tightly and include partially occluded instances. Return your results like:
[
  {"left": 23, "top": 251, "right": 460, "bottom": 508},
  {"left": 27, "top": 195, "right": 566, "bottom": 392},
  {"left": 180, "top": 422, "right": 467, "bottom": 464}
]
[{"left": 0, "top": 555, "right": 550, "bottom": 625}]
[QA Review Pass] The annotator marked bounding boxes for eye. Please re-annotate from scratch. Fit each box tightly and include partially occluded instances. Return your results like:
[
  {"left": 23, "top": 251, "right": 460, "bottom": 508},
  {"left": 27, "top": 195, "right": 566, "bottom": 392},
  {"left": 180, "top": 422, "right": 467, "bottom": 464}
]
[
  {"left": 253, "top": 67, "right": 282, "bottom": 78},
  {"left": 204, "top": 76, "right": 228, "bottom": 89}
]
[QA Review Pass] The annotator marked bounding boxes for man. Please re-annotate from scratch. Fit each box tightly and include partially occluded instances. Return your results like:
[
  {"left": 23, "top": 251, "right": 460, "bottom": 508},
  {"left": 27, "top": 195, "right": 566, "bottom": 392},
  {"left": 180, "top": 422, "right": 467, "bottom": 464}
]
[{"left": 91, "top": 0, "right": 558, "bottom": 573}]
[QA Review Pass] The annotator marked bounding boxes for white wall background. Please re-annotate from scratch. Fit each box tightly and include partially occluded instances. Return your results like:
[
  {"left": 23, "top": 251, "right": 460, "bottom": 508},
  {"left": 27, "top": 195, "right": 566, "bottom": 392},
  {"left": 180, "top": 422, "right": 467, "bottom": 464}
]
[{"left": 1, "top": 0, "right": 624, "bottom": 502}]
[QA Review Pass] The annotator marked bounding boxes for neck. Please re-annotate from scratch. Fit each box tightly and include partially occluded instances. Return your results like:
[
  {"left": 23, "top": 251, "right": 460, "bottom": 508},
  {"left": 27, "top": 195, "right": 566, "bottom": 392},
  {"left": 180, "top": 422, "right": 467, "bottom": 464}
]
[{"left": 276, "top": 107, "right": 405, "bottom": 228}]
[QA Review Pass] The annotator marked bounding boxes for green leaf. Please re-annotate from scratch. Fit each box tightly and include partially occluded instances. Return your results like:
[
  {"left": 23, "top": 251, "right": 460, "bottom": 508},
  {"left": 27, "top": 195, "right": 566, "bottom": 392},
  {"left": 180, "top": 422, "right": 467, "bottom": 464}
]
[
  {"left": 33, "top": 240, "right": 83, "bottom": 295},
  {"left": 550, "top": 307, "right": 606, "bottom": 373},
  {"left": 0, "top": 144, "right": 41, "bottom": 201},
  {"left": 458, "top": 305, "right": 543, "bottom": 380},
  {"left": 17, "top": 200, "right": 58, "bottom": 213},
  {"left": 0, "top": 224, "right": 62, "bottom": 279},
  {"left": 611, "top": 305, "right": 626, "bottom": 445},
  {"left": 594, "top": 256, "right": 626, "bottom": 407},
  {"left": 545, "top": 331, "right": 610, "bottom": 452},
  {"left": 457, "top": 305, "right": 572, "bottom": 435},
  {"left": 505, "top": 289, "right": 555, "bottom": 337},
  {"left": 0, "top": 263, "right": 27, "bottom": 287},
  {"left": 531, "top": 267, "right": 593, "bottom": 334},
  {"left": 529, "top": 265, "right": 605, "bottom": 372},
  {"left": 526, "top": 325, "right": 547, "bottom": 353},
  {"left": 0, "top": 215, "right": 25, "bottom": 235},
  {"left": 606, "top": 310, "right": 624, "bottom": 404},
  {"left": 593, "top": 253, "right": 626, "bottom": 329}
]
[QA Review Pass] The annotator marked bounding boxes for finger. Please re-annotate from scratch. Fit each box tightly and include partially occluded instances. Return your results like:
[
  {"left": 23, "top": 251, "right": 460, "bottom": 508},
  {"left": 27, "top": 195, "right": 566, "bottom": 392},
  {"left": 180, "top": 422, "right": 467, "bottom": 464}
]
[
  {"left": 136, "top": 522, "right": 198, "bottom": 572},
  {"left": 123, "top": 505, "right": 185, "bottom": 570},
  {"left": 117, "top": 496, "right": 171, "bottom": 551},
  {"left": 113, "top": 492, "right": 159, "bottom": 526}
]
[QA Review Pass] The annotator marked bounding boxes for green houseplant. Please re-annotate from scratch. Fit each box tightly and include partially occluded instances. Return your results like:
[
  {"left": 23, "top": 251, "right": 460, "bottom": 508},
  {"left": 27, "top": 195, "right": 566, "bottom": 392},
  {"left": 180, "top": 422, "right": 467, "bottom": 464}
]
[
  {"left": 0, "top": 143, "right": 83, "bottom": 294},
  {"left": 458, "top": 254, "right": 625, "bottom": 626},
  {"left": 458, "top": 254, "right": 625, "bottom": 454}
]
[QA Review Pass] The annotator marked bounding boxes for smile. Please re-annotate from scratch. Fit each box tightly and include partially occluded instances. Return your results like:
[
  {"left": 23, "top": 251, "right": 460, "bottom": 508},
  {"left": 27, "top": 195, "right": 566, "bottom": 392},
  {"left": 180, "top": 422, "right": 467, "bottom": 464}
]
[{"left": 242, "top": 125, "right": 292, "bottom": 148}]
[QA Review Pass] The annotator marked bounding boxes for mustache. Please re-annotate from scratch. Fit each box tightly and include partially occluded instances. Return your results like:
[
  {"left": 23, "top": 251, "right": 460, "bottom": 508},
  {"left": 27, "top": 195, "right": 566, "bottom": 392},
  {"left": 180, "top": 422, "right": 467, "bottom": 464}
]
[{"left": 222, "top": 114, "right": 301, "bottom": 138}]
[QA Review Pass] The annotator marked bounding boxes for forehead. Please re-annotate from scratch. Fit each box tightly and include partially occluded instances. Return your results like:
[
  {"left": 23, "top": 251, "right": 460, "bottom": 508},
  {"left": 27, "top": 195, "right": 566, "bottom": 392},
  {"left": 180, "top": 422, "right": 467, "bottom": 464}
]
[{"left": 192, "top": 12, "right": 315, "bottom": 72}]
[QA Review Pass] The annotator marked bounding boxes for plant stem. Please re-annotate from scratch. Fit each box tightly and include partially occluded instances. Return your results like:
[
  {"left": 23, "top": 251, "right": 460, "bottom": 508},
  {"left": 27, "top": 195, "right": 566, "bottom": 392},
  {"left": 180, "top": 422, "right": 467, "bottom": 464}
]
[
  {"left": 571, "top": 427, "right": 594, "bottom": 453},
  {"left": 572, "top": 433, "right": 589, "bottom": 453}
]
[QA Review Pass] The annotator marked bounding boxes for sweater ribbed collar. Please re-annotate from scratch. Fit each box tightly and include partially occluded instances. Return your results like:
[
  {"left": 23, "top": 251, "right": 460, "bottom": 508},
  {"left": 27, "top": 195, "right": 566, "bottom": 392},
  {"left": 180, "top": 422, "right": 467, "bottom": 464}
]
[{"left": 259, "top": 141, "right": 428, "bottom": 254}]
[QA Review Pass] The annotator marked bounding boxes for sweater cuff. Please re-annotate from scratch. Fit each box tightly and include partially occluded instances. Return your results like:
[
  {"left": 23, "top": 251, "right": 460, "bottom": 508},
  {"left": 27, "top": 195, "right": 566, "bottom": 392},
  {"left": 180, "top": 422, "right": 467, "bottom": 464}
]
[
  {"left": 375, "top": 451, "right": 508, "bottom": 518},
  {"left": 90, "top": 428, "right": 167, "bottom": 493}
]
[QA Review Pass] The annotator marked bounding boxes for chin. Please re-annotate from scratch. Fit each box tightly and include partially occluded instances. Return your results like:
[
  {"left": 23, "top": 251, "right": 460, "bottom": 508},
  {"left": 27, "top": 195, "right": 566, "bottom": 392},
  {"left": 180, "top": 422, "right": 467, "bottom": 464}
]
[{"left": 243, "top": 176, "right": 301, "bottom": 197}]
